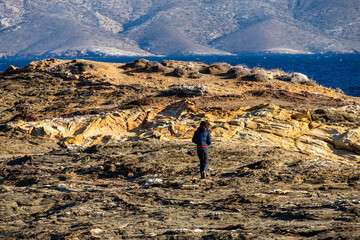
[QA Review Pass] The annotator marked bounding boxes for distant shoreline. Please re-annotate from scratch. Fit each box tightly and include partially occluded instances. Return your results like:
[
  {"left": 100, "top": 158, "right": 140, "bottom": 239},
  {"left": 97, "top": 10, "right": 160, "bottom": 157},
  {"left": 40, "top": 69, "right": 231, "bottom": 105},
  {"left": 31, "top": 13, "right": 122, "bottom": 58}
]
[{"left": 1, "top": 52, "right": 360, "bottom": 60}]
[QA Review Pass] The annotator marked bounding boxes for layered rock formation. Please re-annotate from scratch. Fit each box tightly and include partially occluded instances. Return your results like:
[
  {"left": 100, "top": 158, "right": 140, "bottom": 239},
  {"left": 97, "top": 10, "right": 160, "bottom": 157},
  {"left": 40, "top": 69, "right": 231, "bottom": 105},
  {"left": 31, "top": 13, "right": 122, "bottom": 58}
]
[
  {"left": 5, "top": 100, "right": 360, "bottom": 160},
  {"left": 0, "top": 59, "right": 359, "bottom": 239}
]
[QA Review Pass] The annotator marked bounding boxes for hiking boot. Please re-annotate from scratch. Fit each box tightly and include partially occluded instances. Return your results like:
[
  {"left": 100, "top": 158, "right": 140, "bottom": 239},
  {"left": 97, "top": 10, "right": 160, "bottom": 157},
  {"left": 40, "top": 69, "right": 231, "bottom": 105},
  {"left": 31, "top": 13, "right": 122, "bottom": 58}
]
[{"left": 201, "top": 171, "right": 207, "bottom": 179}]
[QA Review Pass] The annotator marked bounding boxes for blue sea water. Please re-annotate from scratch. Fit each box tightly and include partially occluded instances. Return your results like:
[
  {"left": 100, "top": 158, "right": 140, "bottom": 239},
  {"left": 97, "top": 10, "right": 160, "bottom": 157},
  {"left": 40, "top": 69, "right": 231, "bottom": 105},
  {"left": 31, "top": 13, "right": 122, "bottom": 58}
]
[{"left": 0, "top": 54, "right": 359, "bottom": 97}]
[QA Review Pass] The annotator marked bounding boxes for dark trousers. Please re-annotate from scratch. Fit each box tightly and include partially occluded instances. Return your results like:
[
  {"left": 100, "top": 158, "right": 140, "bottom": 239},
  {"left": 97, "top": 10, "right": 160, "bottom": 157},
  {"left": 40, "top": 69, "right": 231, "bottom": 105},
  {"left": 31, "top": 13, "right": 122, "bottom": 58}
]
[{"left": 197, "top": 147, "right": 209, "bottom": 173}]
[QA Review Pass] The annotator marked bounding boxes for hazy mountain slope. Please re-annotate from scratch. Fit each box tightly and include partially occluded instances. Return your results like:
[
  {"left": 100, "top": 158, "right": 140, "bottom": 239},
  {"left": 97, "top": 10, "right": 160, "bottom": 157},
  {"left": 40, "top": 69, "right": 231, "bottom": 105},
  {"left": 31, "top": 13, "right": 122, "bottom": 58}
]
[
  {"left": 210, "top": 18, "right": 346, "bottom": 54},
  {"left": 0, "top": 0, "right": 359, "bottom": 57},
  {"left": 293, "top": 0, "right": 360, "bottom": 40},
  {"left": 291, "top": 0, "right": 360, "bottom": 51},
  {"left": 120, "top": 0, "right": 233, "bottom": 55},
  {"left": 0, "top": 0, "right": 152, "bottom": 57}
]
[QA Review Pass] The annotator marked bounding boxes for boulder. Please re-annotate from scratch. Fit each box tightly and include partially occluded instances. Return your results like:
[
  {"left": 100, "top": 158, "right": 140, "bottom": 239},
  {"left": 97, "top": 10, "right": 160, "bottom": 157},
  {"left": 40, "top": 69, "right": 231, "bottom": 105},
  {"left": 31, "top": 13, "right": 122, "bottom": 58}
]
[
  {"left": 126, "top": 58, "right": 149, "bottom": 69},
  {"left": 173, "top": 67, "right": 187, "bottom": 77},
  {"left": 332, "top": 128, "right": 360, "bottom": 153},
  {"left": 145, "top": 61, "right": 166, "bottom": 72},
  {"left": 290, "top": 72, "right": 317, "bottom": 86},
  {"left": 134, "top": 58, "right": 149, "bottom": 67}
]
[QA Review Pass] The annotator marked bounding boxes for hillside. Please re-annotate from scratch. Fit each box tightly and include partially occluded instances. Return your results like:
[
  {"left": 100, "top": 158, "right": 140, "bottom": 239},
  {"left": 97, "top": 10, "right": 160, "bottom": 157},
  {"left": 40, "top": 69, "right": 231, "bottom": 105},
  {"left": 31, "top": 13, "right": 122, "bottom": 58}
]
[
  {"left": 0, "top": 0, "right": 359, "bottom": 57},
  {"left": 0, "top": 58, "right": 360, "bottom": 238}
]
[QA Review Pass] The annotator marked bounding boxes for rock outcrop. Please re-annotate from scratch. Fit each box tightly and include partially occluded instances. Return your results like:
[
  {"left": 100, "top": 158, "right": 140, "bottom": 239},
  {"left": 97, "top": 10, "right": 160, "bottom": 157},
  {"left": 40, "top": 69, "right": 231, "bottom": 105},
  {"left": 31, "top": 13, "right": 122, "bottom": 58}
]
[
  {"left": 5, "top": 100, "right": 360, "bottom": 161},
  {"left": 1, "top": 59, "right": 359, "bottom": 239}
]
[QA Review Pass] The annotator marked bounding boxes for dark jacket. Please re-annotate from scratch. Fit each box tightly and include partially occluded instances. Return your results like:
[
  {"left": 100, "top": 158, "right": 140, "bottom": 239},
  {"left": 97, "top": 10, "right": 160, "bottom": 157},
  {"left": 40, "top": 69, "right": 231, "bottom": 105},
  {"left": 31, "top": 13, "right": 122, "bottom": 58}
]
[{"left": 192, "top": 127, "right": 212, "bottom": 147}]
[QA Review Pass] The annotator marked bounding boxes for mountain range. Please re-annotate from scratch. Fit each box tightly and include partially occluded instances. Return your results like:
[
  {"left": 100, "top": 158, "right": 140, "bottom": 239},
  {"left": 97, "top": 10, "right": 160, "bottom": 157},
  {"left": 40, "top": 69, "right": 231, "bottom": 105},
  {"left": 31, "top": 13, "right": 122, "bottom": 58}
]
[{"left": 0, "top": 0, "right": 359, "bottom": 58}]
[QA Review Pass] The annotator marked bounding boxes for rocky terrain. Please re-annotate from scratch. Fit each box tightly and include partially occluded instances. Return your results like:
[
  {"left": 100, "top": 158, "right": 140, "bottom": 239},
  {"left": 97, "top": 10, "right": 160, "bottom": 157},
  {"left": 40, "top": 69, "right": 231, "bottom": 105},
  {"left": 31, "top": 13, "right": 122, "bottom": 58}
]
[
  {"left": 0, "top": 59, "right": 360, "bottom": 239},
  {"left": 1, "top": 0, "right": 360, "bottom": 57}
]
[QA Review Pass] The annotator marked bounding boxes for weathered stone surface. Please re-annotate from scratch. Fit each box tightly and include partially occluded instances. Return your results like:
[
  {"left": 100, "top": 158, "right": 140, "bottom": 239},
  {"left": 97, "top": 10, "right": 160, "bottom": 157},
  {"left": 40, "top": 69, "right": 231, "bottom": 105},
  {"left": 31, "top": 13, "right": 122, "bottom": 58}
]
[
  {"left": 0, "top": 59, "right": 359, "bottom": 239},
  {"left": 290, "top": 72, "right": 317, "bottom": 86},
  {"left": 332, "top": 128, "right": 360, "bottom": 153},
  {"left": 5, "top": 100, "right": 359, "bottom": 161}
]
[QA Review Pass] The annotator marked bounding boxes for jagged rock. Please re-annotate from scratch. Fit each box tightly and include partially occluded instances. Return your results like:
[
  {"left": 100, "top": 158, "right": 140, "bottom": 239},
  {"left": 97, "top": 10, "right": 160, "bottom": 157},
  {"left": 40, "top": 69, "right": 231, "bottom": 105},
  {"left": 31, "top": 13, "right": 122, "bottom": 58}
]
[
  {"left": 5, "top": 65, "right": 19, "bottom": 74},
  {"left": 6, "top": 100, "right": 359, "bottom": 159},
  {"left": 291, "top": 111, "right": 312, "bottom": 123},
  {"left": 332, "top": 128, "right": 360, "bottom": 153},
  {"left": 7, "top": 109, "right": 147, "bottom": 146},
  {"left": 311, "top": 110, "right": 359, "bottom": 125}
]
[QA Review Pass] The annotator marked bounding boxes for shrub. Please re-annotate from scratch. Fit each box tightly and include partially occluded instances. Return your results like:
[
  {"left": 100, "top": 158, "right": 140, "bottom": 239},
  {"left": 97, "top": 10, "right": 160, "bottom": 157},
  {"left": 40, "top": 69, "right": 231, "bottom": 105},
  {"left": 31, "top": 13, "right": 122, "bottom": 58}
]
[
  {"left": 249, "top": 68, "right": 269, "bottom": 82},
  {"left": 207, "top": 62, "right": 232, "bottom": 74},
  {"left": 228, "top": 65, "right": 251, "bottom": 78},
  {"left": 252, "top": 73, "right": 268, "bottom": 82}
]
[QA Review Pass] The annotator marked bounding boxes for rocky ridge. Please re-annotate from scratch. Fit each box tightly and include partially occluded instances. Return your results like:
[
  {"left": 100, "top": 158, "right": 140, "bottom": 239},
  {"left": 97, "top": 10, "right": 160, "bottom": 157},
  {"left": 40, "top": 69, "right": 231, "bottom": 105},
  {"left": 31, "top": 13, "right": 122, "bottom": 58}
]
[{"left": 0, "top": 59, "right": 359, "bottom": 239}]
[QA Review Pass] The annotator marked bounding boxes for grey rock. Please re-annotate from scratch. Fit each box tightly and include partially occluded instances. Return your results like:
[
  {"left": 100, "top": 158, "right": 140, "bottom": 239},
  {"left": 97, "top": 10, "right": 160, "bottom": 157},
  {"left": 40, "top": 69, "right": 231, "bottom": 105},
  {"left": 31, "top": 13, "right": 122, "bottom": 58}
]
[{"left": 290, "top": 72, "right": 317, "bottom": 86}]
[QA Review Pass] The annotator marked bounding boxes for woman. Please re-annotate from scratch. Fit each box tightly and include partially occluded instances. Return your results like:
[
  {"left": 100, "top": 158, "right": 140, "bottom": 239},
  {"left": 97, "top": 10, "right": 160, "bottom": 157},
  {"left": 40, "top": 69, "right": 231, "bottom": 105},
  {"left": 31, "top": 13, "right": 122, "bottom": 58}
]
[{"left": 192, "top": 121, "right": 212, "bottom": 179}]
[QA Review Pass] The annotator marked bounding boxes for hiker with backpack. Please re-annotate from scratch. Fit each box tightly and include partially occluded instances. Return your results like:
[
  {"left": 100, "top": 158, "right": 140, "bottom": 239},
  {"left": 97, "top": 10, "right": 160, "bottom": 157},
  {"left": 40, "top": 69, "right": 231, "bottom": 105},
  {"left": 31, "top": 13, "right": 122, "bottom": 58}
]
[{"left": 192, "top": 121, "right": 212, "bottom": 179}]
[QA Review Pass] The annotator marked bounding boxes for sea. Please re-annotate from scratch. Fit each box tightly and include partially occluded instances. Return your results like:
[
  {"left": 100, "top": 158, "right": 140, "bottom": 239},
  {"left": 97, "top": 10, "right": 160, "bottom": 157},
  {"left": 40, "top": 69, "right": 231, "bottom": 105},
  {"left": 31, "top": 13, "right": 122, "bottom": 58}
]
[{"left": 0, "top": 54, "right": 359, "bottom": 97}]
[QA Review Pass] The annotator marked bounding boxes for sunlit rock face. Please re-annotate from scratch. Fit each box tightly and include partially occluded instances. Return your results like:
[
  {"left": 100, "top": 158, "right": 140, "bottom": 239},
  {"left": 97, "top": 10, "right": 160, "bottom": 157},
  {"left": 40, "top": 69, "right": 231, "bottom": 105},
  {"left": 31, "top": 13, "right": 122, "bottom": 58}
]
[
  {"left": 2, "top": 58, "right": 359, "bottom": 161},
  {"left": 6, "top": 100, "right": 359, "bottom": 162}
]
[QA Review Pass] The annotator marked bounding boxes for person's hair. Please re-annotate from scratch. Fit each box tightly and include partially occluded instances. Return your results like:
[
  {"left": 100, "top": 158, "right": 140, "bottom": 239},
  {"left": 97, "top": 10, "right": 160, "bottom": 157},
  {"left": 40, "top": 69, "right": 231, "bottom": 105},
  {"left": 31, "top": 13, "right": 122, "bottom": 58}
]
[{"left": 200, "top": 121, "right": 210, "bottom": 132}]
